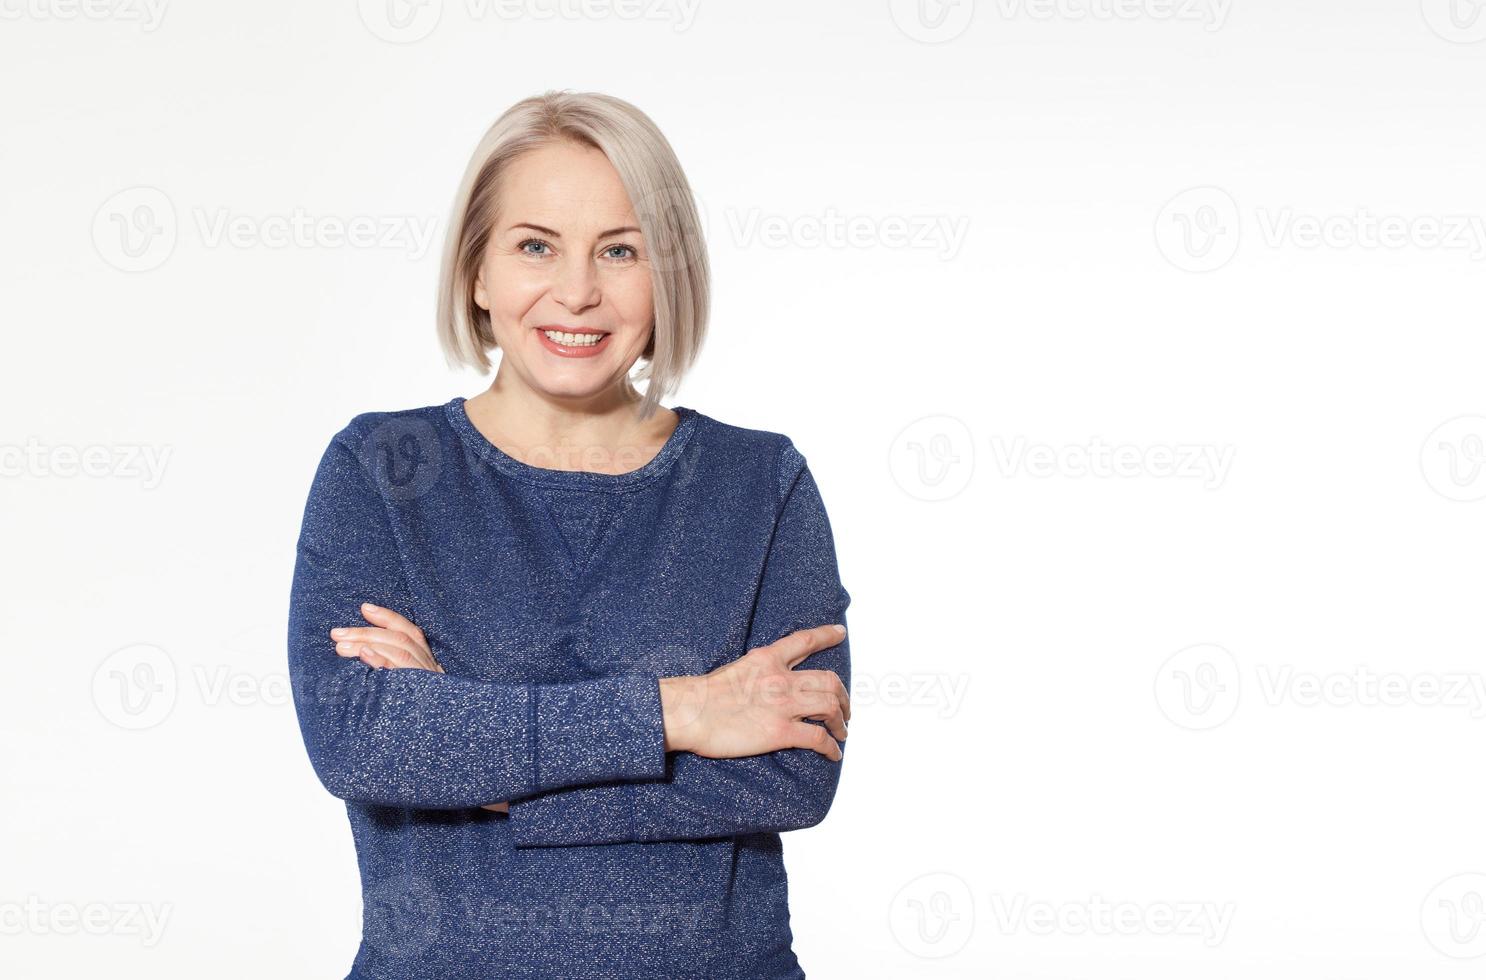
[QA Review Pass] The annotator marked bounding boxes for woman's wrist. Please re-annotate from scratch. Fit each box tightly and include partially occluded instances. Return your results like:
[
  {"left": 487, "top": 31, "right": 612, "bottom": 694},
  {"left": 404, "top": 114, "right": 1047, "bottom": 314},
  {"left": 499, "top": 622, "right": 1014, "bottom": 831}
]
[{"left": 658, "top": 675, "right": 702, "bottom": 753}]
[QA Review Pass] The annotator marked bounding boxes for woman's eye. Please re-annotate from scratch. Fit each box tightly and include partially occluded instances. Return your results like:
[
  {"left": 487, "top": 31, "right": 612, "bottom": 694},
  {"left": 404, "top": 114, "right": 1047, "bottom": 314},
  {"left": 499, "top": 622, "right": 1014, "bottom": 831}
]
[{"left": 516, "top": 239, "right": 636, "bottom": 261}]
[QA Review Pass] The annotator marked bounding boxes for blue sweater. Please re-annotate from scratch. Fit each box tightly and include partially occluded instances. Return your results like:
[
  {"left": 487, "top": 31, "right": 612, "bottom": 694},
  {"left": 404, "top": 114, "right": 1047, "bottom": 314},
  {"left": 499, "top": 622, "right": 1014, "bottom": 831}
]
[{"left": 287, "top": 396, "right": 852, "bottom": 979}]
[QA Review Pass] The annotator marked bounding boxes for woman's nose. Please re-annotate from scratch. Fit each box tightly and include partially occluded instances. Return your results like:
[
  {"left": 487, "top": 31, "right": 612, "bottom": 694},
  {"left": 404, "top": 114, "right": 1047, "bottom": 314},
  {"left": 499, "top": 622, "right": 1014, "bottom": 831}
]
[{"left": 551, "top": 254, "right": 602, "bottom": 311}]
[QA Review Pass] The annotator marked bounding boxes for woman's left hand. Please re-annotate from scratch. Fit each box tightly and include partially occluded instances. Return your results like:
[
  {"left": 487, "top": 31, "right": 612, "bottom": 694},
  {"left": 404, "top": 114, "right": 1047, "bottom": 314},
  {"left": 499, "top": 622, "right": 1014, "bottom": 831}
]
[
  {"left": 330, "top": 602, "right": 443, "bottom": 672},
  {"left": 329, "top": 602, "right": 509, "bottom": 813}
]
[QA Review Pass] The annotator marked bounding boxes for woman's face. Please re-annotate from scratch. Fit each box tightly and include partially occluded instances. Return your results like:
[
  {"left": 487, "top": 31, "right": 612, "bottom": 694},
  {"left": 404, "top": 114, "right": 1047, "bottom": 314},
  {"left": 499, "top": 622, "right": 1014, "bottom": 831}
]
[{"left": 474, "top": 140, "right": 654, "bottom": 403}]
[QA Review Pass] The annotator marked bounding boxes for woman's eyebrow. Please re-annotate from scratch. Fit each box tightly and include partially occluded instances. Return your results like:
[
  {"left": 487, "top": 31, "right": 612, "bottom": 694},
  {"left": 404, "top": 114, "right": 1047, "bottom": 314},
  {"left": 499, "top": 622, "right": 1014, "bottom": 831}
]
[{"left": 507, "top": 222, "right": 642, "bottom": 239}]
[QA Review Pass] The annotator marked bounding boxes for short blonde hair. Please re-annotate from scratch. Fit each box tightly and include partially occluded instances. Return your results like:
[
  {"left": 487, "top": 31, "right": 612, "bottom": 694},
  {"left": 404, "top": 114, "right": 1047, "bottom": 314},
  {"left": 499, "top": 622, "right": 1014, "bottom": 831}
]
[{"left": 436, "top": 90, "right": 710, "bottom": 420}]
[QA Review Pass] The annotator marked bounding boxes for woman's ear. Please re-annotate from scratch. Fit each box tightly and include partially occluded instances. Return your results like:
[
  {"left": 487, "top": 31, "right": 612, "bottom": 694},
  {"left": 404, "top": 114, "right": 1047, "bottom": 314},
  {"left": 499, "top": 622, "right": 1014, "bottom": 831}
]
[{"left": 472, "top": 263, "right": 489, "bottom": 311}]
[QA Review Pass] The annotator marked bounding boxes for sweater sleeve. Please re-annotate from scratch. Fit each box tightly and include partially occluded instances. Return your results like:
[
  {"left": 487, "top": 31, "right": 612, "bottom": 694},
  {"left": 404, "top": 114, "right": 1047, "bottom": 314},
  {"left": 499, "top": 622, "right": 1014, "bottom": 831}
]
[
  {"left": 504, "top": 439, "right": 852, "bottom": 846},
  {"left": 286, "top": 424, "right": 669, "bottom": 810}
]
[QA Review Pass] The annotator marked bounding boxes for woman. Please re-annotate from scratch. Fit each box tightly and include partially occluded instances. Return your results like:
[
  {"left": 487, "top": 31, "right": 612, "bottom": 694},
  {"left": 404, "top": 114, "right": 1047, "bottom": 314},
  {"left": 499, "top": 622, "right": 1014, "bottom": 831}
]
[{"left": 287, "top": 90, "right": 853, "bottom": 979}]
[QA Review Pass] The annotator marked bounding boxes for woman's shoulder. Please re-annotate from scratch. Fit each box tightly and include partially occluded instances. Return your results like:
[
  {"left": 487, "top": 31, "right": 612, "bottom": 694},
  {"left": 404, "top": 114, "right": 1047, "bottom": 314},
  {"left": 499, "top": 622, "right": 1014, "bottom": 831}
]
[
  {"left": 685, "top": 406, "right": 809, "bottom": 499},
  {"left": 341, "top": 397, "right": 451, "bottom": 431},
  {"left": 323, "top": 397, "right": 453, "bottom": 442},
  {"left": 313, "top": 399, "right": 457, "bottom": 479}
]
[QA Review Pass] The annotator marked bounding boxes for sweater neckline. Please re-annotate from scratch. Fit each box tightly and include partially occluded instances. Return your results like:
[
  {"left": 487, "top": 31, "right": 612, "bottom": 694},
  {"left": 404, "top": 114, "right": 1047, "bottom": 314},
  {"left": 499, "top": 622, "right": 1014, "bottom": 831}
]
[{"left": 444, "top": 396, "right": 699, "bottom": 492}]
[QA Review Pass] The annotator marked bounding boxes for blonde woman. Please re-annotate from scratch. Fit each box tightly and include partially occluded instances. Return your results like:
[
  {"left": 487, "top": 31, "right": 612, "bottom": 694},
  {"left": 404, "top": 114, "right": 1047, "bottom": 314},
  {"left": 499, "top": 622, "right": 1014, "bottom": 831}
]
[{"left": 287, "top": 90, "right": 853, "bottom": 979}]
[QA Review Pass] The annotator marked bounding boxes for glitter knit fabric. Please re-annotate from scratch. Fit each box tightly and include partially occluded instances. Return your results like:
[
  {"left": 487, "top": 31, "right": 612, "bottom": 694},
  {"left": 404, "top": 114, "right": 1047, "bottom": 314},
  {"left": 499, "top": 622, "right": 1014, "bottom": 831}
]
[{"left": 286, "top": 395, "right": 852, "bottom": 979}]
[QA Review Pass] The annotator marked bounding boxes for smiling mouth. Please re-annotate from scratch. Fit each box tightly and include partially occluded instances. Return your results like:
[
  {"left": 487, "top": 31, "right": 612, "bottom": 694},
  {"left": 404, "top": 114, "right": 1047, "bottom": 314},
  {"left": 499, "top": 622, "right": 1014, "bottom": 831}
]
[
  {"left": 535, "top": 326, "right": 610, "bottom": 347},
  {"left": 532, "top": 326, "right": 613, "bottom": 356}
]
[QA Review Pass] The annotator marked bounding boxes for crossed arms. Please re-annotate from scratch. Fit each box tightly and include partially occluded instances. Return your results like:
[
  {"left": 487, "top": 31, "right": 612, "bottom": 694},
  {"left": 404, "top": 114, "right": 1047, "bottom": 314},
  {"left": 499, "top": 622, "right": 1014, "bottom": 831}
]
[{"left": 286, "top": 430, "right": 852, "bottom": 846}]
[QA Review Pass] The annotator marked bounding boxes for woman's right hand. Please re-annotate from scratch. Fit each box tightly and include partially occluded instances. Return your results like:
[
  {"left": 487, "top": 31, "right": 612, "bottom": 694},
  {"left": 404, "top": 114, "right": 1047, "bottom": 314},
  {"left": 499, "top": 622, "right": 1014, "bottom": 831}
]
[{"left": 659, "top": 624, "right": 850, "bottom": 762}]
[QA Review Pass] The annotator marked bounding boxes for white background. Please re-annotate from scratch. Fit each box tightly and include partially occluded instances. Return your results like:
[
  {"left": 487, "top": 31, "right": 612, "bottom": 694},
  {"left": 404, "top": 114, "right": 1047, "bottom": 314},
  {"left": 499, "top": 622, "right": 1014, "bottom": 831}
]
[{"left": 3, "top": 0, "right": 1485, "bottom": 977}]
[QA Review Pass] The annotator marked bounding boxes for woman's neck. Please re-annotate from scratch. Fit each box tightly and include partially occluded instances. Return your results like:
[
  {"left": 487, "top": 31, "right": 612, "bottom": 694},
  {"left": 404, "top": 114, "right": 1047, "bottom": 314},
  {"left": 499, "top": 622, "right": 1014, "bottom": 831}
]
[{"left": 464, "top": 381, "right": 679, "bottom": 476}]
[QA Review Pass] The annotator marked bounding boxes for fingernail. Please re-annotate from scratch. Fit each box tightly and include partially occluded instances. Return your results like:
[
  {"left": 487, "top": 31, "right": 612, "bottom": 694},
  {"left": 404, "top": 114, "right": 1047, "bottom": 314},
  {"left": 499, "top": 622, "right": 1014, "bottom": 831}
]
[
  {"left": 362, "top": 602, "right": 380, "bottom": 611},
  {"left": 834, "top": 624, "right": 846, "bottom": 635},
  {"left": 331, "top": 628, "right": 347, "bottom": 638},
  {"left": 336, "top": 641, "right": 350, "bottom": 651}
]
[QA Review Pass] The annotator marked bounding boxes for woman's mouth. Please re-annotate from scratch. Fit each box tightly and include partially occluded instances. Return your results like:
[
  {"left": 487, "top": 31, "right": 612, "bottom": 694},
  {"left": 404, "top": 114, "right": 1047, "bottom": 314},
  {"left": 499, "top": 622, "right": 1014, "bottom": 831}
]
[{"left": 534, "top": 326, "right": 612, "bottom": 358}]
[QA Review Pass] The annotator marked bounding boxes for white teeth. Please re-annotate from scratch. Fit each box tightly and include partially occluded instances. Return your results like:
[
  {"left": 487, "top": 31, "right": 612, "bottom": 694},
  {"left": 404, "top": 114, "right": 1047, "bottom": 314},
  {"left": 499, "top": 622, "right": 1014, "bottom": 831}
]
[{"left": 542, "top": 330, "right": 605, "bottom": 347}]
